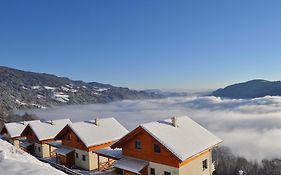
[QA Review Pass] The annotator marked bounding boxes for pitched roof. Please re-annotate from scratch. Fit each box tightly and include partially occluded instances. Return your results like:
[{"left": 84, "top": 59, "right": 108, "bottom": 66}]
[
  {"left": 27, "top": 119, "right": 71, "bottom": 141},
  {"left": 67, "top": 118, "right": 128, "bottom": 147},
  {"left": 140, "top": 116, "right": 222, "bottom": 161},
  {"left": 2, "top": 120, "right": 40, "bottom": 138},
  {"left": 112, "top": 116, "right": 222, "bottom": 162}
]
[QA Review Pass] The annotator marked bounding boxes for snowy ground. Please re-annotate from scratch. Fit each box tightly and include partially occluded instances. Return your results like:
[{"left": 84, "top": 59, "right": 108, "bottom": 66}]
[{"left": 0, "top": 140, "right": 66, "bottom": 175}]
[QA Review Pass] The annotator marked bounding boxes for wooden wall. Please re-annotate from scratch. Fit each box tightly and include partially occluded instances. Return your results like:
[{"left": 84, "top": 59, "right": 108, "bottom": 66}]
[
  {"left": 122, "top": 130, "right": 181, "bottom": 167},
  {"left": 61, "top": 129, "right": 88, "bottom": 151}
]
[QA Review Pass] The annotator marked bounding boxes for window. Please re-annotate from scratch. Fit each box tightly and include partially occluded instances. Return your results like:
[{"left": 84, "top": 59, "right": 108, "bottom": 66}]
[
  {"left": 67, "top": 134, "right": 71, "bottom": 140},
  {"left": 164, "top": 171, "right": 171, "bottom": 175},
  {"left": 203, "top": 159, "right": 208, "bottom": 170},
  {"left": 153, "top": 144, "right": 161, "bottom": 153},
  {"left": 38, "top": 147, "right": 41, "bottom": 152},
  {"left": 82, "top": 155, "right": 86, "bottom": 161},
  {"left": 75, "top": 153, "right": 78, "bottom": 158},
  {"left": 77, "top": 137, "right": 80, "bottom": 143},
  {"left": 150, "top": 168, "right": 155, "bottom": 175},
  {"left": 34, "top": 146, "right": 37, "bottom": 150},
  {"left": 135, "top": 140, "right": 141, "bottom": 150}
]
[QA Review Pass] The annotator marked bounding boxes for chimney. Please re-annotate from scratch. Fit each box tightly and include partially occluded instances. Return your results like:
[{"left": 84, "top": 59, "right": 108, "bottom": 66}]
[
  {"left": 50, "top": 120, "right": 54, "bottom": 125},
  {"left": 95, "top": 118, "right": 100, "bottom": 126},
  {"left": 171, "top": 117, "right": 178, "bottom": 127}
]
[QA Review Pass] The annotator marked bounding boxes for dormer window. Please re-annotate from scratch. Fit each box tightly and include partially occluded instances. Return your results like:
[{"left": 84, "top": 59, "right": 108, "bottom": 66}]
[
  {"left": 135, "top": 140, "right": 141, "bottom": 150},
  {"left": 154, "top": 144, "right": 161, "bottom": 153}
]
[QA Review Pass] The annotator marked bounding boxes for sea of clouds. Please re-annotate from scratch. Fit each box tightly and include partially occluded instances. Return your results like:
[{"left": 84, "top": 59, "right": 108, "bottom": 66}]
[{"left": 22, "top": 96, "right": 281, "bottom": 161}]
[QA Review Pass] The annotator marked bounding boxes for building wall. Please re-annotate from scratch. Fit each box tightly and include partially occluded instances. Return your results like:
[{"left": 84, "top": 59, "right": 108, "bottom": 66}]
[
  {"left": 74, "top": 149, "right": 109, "bottom": 171},
  {"left": 145, "top": 150, "right": 213, "bottom": 175},
  {"left": 122, "top": 129, "right": 180, "bottom": 167},
  {"left": 62, "top": 129, "right": 88, "bottom": 151},
  {"left": 33, "top": 143, "right": 55, "bottom": 158},
  {"left": 179, "top": 150, "right": 213, "bottom": 175},
  {"left": 12, "top": 139, "right": 20, "bottom": 148},
  {"left": 148, "top": 162, "right": 179, "bottom": 175}
]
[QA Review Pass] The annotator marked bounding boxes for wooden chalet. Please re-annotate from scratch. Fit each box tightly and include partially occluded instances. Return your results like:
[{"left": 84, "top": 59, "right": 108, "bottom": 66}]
[
  {"left": 20, "top": 119, "right": 71, "bottom": 158},
  {"left": 54, "top": 117, "right": 128, "bottom": 171},
  {"left": 111, "top": 116, "right": 222, "bottom": 175},
  {"left": 0, "top": 120, "right": 40, "bottom": 149}
]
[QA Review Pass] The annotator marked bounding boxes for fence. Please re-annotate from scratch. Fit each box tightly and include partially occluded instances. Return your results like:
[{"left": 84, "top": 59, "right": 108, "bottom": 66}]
[{"left": 38, "top": 158, "right": 82, "bottom": 175}]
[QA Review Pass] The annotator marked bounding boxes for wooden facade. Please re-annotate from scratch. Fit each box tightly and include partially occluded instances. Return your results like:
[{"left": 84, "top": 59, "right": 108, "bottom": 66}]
[
  {"left": 112, "top": 126, "right": 213, "bottom": 175},
  {"left": 112, "top": 127, "right": 182, "bottom": 167},
  {"left": 21, "top": 125, "right": 57, "bottom": 144},
  {"left": 58, "top": 151, "right": 75, "bottom": 168},
  {"left": 55, "top": 124, "right": 117, "bottom": 170},
  {"left": 56, "top": 125, "right": 115, "bottom": 151}
]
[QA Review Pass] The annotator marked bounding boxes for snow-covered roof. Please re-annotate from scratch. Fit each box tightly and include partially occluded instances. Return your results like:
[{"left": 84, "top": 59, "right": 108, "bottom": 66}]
[
  {"left": 20, "top": 142, "right": 33, "bottom": 148},
  {"left": 94, "top": 148, "right": 122, "bottom": 159},
  {"left": 54, "top": 147, "right": 74, "bottom": 156},
  {"left": 68, "top": 118, "right": 128, "bottom": 147},
  {"left": 114, "top": 157, "right": 149, "bottom": 174},
  {"left": 140, "top": 116, "right": 222, "bottom": 161},
  {"left": 3, "top": 120, "right": 40, "bottom": 138},
  {"left": 28, "top": 119, "right": 71, "bottom": 141},
  {"left": 46, "top": 141, "right": 62, "bottom": 148}
]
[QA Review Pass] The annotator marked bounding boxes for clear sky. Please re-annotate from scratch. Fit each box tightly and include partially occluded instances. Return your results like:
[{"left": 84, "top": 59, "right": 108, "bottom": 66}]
[{"left": 1, "top": 0, "right": 281, "bottom": 90}]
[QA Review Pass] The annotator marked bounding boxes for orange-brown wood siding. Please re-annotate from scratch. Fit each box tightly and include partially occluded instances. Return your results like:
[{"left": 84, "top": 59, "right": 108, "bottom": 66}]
[
  {"left": 179, "top": 149, "right": 210, "bottom": 167},
  {"left": 25, "top": 128, "right": 40, "bottom": 143},
  {"left": 59, "top": 152, "right": 75, "bottom": 168},
  {"left": 61, "top": 129, "right": 88, "bottom": 151},
  {"left": 0, "top": 126, "right": 7, "bottom": 135},
  {"left": 123, "top": 167, "right": 148, "bottom": 175},
  {"left": 124, "top": 170, "right": 138, "bottom": 175},
  {"left": 122, "top": 130, "right": 181, "bottom": 167},
  {"left": 88, "top": 141, "right": 114, "bottom": 151}
]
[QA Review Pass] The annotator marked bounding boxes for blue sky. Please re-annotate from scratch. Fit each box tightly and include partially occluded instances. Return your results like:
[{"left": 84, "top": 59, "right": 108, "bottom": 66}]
[{"left": 1, "top": 0, "right": 281, "bottom": 90}]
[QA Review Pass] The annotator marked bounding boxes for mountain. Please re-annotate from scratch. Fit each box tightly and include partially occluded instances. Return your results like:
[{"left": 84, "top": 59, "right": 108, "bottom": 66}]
[
  {"left": 145, "top": 89, "right": 212, "bottom": 97},
  {"left": 212, "top": 79, "right": 281, "bottom": 99},
  {"left": 0, "top": 66, "right": 161, "bottom": 119}
]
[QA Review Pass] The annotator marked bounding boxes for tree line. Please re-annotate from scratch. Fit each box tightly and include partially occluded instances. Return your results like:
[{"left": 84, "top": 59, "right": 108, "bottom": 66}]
[{"left": 213, "top": 146, "right": 281, "bottom": 175}]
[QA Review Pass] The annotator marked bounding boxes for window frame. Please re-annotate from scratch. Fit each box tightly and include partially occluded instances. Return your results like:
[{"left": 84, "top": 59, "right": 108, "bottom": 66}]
[
  {"left": 150, "top": 168, "right": 155, "bottom": 175},
  {"left": 203, "top": 159, "right": 208, "bottom": 170},
  {"left": 153, "top": 144, "right": 161, "bottom": 153},
  {"left": 135, "top": 140, "right": 141, "bottom": 150},
  {"left": 164, "top": 171, "right": 171, "bottom": 175}
]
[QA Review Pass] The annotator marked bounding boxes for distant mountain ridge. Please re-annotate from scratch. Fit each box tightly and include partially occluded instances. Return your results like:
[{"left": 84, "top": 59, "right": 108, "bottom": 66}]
[
  {"left": 212, "top": 79, "right": 281, "bottom": 99},
  {"left": 0, "top": 66, "right": 161, "bottom": 119}
]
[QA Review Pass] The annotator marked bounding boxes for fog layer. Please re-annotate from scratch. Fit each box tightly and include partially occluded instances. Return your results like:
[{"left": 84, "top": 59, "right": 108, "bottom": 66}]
[{"left": 23, "top": 96, "right": 281, "bottom": 161}]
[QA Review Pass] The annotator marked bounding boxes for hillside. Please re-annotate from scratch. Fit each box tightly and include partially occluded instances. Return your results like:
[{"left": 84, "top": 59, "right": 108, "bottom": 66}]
[
  {"left": 0, "top": 66, "right": 161, "bottom": 120},
  {"left": 212, "top": 79, "right": 281, "bottom": 99},
  {"left": 0, "top": 139, "right": 65, "bottom": 175}
]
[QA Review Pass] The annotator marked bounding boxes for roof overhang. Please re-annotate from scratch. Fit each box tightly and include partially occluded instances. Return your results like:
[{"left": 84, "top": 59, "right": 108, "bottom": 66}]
[
  {"left": 94, "top": 148, "right": 122, "bottom": 160},
  {"left": 114, "top": 157, "right": 149, "bottom": 174},
  {"left": 54, "top": 147, "right": 74, "bottom": 156}
]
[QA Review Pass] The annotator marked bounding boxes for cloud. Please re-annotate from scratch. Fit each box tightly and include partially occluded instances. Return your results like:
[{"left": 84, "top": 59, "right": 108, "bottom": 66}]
[{"left": 20, "top": 95, "right": 281, "bottom": 161}]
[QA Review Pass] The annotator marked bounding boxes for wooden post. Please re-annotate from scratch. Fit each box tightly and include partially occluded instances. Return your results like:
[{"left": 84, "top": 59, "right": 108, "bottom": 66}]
[{"left": 98, "top": 155, "right": 100, "bottom": 171}]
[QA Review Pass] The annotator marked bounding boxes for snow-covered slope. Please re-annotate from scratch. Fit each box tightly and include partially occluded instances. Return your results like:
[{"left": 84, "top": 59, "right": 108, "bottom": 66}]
[{"left": 0, "top": 139, "right": 66, "bottom": 175}]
